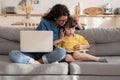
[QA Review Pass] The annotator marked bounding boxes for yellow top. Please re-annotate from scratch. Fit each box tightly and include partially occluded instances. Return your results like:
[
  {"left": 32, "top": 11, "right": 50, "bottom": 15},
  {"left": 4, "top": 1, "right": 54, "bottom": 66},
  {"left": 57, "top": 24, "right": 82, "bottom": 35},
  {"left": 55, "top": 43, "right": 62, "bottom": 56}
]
[{"left": 56, "top": 33, "right": 89, "bottom": 51}]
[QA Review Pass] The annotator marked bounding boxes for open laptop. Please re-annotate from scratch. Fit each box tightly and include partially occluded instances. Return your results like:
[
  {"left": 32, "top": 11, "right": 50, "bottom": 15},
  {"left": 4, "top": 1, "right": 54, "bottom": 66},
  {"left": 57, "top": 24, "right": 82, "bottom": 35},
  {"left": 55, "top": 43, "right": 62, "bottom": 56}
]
[{"left": 20, "top": 31, "right": 53, "bottom": 52}]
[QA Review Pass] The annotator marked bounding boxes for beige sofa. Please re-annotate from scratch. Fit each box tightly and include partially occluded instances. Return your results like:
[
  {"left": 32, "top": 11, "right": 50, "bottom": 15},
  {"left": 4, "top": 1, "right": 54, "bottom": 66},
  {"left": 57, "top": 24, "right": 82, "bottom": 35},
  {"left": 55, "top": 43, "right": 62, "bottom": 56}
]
[{"left": 0, "top": 26, "right": 120, "bottom": 80}]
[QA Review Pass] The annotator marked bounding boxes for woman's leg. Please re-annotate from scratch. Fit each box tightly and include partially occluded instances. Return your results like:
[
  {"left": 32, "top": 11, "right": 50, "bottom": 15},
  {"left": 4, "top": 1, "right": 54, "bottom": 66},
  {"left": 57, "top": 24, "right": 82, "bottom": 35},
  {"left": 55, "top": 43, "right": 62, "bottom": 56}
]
[
  {"left": 42, "top": 48, "right": 66, "bottom": 64},
  {"left": 9, "top": 50, "right": 39, "bottom": 64}
]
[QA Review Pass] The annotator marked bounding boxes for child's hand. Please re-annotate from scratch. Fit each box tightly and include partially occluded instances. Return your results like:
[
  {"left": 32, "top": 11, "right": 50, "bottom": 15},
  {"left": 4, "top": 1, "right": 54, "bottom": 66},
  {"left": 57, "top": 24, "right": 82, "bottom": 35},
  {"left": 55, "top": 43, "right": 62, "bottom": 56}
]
[{"left": 73, "top": 45, "right": 80, "bottom": 50}]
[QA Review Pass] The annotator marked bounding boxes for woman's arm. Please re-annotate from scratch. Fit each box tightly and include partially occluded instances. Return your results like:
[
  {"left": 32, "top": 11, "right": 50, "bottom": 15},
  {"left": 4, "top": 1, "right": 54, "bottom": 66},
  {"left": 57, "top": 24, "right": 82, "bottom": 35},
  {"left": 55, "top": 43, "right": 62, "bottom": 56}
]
[
  {"left": 36, "top": 19, "right": 48, "bottom": 30},
  {"left": 54, "top": 28, "right": 64, "bottom": 45}
]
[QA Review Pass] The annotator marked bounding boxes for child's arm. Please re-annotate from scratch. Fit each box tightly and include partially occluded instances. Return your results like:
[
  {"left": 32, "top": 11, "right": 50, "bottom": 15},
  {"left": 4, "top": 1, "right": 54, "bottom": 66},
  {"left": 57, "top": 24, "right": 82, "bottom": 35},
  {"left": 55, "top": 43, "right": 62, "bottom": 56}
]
[
  {"left": 75, "top": 34, "right": 90, "bottom": 50},
  {"left": 73, "top": 44, "right": 90, "bottom": 50},
  {"left": 80, "top": 44, "right": 90, "bottom": 49}
]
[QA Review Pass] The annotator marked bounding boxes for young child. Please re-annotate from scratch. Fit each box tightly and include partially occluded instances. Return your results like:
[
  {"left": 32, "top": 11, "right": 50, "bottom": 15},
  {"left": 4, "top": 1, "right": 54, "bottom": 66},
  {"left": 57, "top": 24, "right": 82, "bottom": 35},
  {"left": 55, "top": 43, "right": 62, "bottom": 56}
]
[{"left": 56, "top": 17, "right": 108, "bottom": 62}]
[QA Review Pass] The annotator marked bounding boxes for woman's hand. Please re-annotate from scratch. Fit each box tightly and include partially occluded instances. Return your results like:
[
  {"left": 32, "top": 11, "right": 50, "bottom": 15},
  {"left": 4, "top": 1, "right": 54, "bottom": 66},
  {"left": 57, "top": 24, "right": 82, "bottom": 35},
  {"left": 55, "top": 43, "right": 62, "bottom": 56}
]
[
  {"left": 53, "top": 28, "right": 65, "bottom": 45},
  {"left": 60, "top": 28, "right": 65, "bottom": 40}
]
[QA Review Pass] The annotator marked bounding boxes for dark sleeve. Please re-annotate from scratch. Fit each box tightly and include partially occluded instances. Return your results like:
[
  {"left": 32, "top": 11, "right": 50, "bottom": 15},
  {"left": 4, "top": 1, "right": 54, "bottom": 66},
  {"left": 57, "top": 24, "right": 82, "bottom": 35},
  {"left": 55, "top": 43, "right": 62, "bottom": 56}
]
[{"left": 75, "top": 25, "right": 85, "bottom": 30}]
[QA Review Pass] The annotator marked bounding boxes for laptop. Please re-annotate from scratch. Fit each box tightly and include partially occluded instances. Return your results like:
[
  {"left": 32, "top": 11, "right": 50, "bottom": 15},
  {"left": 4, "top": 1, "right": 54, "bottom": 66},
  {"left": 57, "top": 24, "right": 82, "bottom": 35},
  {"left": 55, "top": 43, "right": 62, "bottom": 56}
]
[{"left": 20, "top": 31, "right": 53, "bottom": 52}]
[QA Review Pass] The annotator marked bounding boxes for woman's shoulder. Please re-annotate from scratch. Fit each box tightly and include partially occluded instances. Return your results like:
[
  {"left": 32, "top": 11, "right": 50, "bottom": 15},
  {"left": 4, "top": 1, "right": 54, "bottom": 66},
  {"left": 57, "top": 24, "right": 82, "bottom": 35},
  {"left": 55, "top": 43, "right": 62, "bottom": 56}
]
[
  {"left": 40, "top": 18, "right": 53, "bottom": 25},
  {"left": 41, "top": 18, "right": 49, "bottom": 23}
]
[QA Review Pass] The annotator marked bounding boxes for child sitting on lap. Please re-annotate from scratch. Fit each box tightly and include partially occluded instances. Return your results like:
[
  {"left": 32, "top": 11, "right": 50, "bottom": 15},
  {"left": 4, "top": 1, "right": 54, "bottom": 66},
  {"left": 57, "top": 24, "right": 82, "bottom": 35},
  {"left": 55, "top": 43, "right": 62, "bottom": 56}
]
[{"left": 55, "top": 17, "right": 108, "bottom": 63}]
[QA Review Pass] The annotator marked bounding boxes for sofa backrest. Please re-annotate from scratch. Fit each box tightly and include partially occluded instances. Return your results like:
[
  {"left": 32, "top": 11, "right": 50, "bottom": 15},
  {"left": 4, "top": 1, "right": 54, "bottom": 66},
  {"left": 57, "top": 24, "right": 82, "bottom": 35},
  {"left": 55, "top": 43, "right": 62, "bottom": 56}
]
[
  {"left": 0, "top": 26, "right": 120, "bottom": 56},
  {"left": 0, "top": 26, "right": 35, "bottom": 42},
  {"left": 0, "top": 26, "right": 35, "bottom": 55},
  {"left": 75, "top": 28, "right": 120, "bottom": 56}
]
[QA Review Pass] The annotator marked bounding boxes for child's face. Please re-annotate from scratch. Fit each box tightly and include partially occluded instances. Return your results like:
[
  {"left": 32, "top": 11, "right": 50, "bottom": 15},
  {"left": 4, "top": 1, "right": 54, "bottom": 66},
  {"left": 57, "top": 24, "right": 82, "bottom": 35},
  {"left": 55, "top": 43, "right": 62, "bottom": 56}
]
[{"left": 64, "top": 26, "right": 75, "bottom": 36}]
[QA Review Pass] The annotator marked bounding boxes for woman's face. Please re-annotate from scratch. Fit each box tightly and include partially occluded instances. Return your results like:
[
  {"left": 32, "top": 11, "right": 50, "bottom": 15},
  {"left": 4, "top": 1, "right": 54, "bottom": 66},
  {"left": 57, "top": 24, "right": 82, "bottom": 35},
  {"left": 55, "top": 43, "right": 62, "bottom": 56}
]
[{"left": 55, "top": 16, "right": 68, "bottom": 26}]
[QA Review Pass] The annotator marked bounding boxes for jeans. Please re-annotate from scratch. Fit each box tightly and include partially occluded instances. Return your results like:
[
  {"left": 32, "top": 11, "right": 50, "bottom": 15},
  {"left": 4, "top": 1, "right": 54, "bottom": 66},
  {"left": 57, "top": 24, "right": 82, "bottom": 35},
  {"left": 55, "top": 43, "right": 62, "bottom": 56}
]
[{"left": 9, "top": 48, "right": 66, "bottom": 64}]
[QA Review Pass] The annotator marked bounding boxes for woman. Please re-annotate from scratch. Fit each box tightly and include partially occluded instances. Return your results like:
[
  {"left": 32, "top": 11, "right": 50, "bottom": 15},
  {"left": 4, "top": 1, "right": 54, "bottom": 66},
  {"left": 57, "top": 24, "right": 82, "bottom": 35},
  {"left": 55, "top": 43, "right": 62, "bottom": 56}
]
[{"left": 9, "top": 4, "right": 70, "bottom": 64}]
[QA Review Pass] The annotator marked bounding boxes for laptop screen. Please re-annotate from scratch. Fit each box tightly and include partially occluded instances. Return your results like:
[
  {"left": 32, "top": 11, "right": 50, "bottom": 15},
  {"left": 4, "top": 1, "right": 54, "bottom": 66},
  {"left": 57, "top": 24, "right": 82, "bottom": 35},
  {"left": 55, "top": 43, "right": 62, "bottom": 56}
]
[{"left": 20, "top": 31, "right": 53, "bottom": 52}]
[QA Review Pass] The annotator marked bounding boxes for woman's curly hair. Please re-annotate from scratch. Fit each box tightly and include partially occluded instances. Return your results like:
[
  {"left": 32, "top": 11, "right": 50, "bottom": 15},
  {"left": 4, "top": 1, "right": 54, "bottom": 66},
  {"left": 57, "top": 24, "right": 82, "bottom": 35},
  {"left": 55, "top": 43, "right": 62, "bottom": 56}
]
[{"left": 43, "top": 4, "right": 70, "bottom": 21}]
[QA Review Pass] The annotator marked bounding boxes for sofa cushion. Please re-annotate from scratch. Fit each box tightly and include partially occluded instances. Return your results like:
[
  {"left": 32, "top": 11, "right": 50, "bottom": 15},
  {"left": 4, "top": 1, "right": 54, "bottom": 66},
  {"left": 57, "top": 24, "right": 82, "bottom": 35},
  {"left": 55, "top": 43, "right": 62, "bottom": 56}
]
[
  {"left": 0, "top": 26, "right": 35, "bottom": 42},
  {"left": 0, "top": 55, "right": 68, "bottom": 75},
  {"left": 0, "top": 76, "right": 73, "bottom": 80},
  {"left": 88, "top": 42, "right": 120, "bottom": 56},
  {"left": 75, "top": 28, "right": 120, "bottom": 44},
  {"left": 75, "top": 28, "right": 120, "bottom": 56},
  {"left": 0, "top": 26, "right": 35, "bottom": 55},
  {"left": 70, "top": 56, "right": 120, "bottom": 76},
  {"left": 0, "top": 38, "right": 20, "bottom": 55}
]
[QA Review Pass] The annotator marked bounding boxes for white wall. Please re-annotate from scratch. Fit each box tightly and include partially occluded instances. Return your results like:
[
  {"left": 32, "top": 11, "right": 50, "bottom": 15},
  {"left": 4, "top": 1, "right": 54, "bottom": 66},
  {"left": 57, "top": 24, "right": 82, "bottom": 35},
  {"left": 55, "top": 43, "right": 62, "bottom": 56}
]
[
  {"left": 0, "top": 0, "right": 1, "bottom": 13},
  {"left": 0, "top": 0, "right": 120, "bottom": 28},
  {"left": 1, "top": 0, "right": 120, "bottom": 14}
]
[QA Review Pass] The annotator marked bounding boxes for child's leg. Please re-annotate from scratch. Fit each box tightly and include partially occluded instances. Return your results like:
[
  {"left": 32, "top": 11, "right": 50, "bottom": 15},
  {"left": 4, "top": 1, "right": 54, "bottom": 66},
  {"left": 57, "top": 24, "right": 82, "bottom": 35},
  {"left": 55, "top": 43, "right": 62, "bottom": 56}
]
[
  {"left": 73, "top": 51, "right": 99, "bottom": 61},
  {"left": 73, "top": 51, "right": 108, "bottom": 62},
  {"left": 65, "top": 54, "right": 75, "bottom": 62}
]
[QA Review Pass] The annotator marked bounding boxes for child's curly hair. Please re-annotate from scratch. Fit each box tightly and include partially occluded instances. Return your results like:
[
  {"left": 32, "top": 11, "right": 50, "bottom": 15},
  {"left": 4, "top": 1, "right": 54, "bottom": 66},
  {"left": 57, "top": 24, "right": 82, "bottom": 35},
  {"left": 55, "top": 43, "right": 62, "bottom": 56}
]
[{"left": 64, "top": 17, "right": 76, "bottom": 29}]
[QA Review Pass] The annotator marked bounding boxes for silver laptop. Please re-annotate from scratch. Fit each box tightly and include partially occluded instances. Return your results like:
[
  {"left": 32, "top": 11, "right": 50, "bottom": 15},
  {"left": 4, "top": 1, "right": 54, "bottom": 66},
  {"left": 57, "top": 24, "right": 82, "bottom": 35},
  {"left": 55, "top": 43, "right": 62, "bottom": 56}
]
[{"left": 20, "top": 31, "right": 53, "bottom": 52}]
